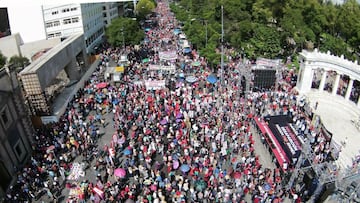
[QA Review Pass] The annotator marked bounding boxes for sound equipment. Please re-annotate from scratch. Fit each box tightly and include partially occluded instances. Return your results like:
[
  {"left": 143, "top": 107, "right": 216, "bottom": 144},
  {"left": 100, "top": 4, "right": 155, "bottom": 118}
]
[{"left": 253, "top": 69, "right": 276, "bottom": 90}]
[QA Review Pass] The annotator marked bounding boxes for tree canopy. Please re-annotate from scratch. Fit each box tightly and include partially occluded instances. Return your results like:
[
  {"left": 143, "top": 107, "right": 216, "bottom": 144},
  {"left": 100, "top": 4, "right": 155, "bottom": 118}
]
[
  {"left": 105, "top": 17, "right": 145, "bottom": 47},
  {"left": 9, "top": 55, "right": 30, "bottom": 71},
  {"left": 0, "top": 51, "right": 6, "bottom": 68},
  {"left": 171, "top": 0, "right": 360, "bottom": 62},
  {"left": 136, "top": 0, "right": 156, "bottom": 20}
]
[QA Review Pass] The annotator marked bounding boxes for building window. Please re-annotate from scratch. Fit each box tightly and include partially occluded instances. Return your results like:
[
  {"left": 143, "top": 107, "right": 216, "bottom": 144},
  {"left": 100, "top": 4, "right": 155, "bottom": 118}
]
[
  {"left": 52, "top": 10, "right": 58, "bottom": 15},
  {"left": 63, "top": 18, "right": 72, "bottom": 24},
  {"left": 47, "top": 33, "right": 55, "bottom": 38},
  {"left": 104, "top": 20, "right": 108, "bottom": 25},
  {"left": 15, "top": 144, "right": 22, "bottom": 157},
  {"left": 70, "top": 7, "right": 77, "bottom": 11},
  {"left": 53, "top": 21, "right": 60, "bottom": 26},
  {"left": 0, "top": 106, "right": 11, "bottom": 129},
  {"left": 62, "top": 8, "right": 70, "bottom": 13},
  {"left": 13, "top": 140, "right": 26, "bottom": 161},
  {"left": 103, "top": 13, "right": 107, "bottom": 18},
  {"left": 45, "top": 22, "right": 53, "bottom": 28},
  {"left": 72, "top": 17, "right": 79, "bottom": 23}
]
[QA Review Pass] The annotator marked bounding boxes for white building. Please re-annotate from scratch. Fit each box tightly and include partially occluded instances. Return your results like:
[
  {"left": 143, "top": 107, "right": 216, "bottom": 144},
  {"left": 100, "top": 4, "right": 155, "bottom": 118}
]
[
  {"left": 42, "top": 3, "right": 105, "bottom": 54},
  {"left": 6, "top": 3, "right": 105, "bottom": 54}
]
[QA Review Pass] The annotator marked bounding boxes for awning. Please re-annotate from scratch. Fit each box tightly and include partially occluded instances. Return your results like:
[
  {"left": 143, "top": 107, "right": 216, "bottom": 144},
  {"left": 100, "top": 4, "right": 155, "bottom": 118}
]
[
  {"left": 183, "top": 47, "right": 191, "bottom": 54},
  {"left": 115, "top": 66, "right": 124, "bottom": 73}
]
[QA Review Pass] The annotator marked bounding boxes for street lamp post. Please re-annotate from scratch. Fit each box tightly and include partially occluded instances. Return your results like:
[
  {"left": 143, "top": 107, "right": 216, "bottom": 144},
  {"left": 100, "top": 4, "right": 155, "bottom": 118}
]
[
  {"left": 204, "top": 20, "right": 208, "bottom": 48},
  {"left": 220, "top": 5, "right": 224, "bottom": 87},
  {"left": 121, "top": 28, "right": 125, "bottom": 49}
]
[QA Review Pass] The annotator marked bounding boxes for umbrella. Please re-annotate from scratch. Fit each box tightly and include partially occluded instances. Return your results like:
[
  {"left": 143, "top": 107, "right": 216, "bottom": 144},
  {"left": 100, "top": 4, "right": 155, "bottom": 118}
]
[
  {"left": 46, "top": 145, "right": 56, "bottom": 153},
  {"left": 125, "top": 199, "right": 135, "bottom": 203},
  {"left": 118, "top": 136, "right": 125, "bottom": 145},
  {"left": 176, "top": 118, "right": 182, "bottom": 123},
  {"left": 123, "top": 148, "right": 132, "bottom": 155},
  {"left": 173, "top": 160, "right": 179, "bottom": 169},
  {"left": 172, "top": 153, "right": 179, "bottom": 160},
  {"left": 174, "top": 28, "right": 181, "bottom": 35},
  {"left": 96, "top": 82, "right": 107, "bottom": 89},
  {"left": 185, "top": 76, "right": 197, "bottom": 83},
  {"left": 176, "top": 82, "right": 183, "bottom": 88},
  {"left": 160, "top": 119, "right": 168, "bottom": 125},
  {"left": 147, "top": 96, "right": 154, "bottom": 103},
  {"left": 207, "top": 74, "right": 218, "bottom": 84},
  {"left": 114, "top": 168, "right": 126, "bottom": 178},
  {"left": 145, "top": 28, "right": 151, "bottom": 32},
  {"left": 143, "top": 179, "right": 152, "bottom": 185},
  {"left": 142, "top": 58, "right": 150, "bottom": 63},
  {"left": 263, "top": 183, "right": 271, "bottom": 191},
  {"left": 112, "top": 99, "right": 119, "bottom": 105},
  {"left": 180, "top": 164, "right": 190, "bottom": 172},
  {"left": 233, "top": 171, "right": 242, "bottom": 179},
  {"left": 191, "top": 61, "right": 201, "bottom": 66},
  {"left": 176, "top": 112, "right": 183, "bottom": 119},
  {"left": 179, "top": 73, "right": 185, "bottom": 78},
  {"left": 150, "top": 184, "right": 157, "bottom": 191},
  {"left": 195, "top": 180, "right": 207, "bottom": 191},
  {"left": 93, "top": 186, "right": 104, "bottom": 198}
]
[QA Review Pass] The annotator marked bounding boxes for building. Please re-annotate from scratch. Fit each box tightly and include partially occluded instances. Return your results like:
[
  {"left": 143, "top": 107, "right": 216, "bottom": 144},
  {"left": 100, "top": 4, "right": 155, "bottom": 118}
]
[
  {"left": 0, "top": 66, "right": 34, "bottom": 198},
  {"left": 102, "top": 2, "right": 119, "bottom": 27},
  {"left": 6, "top": 3, "right": 106, "bottom": 54},
  {"left": 42, "top": 3, "right": 105, "bottom": 54},
  {"left": 0, "top": 8, "right": 11, "bottom": 38},
  {"left": 4, "top": 1, "right": 139, "bottom": 54}
]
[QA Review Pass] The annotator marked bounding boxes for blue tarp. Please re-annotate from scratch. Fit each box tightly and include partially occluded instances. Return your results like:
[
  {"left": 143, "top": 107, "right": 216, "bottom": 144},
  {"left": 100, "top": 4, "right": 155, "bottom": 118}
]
[{"left": 183, "top": 47, "right": 191, "bottom": 54}]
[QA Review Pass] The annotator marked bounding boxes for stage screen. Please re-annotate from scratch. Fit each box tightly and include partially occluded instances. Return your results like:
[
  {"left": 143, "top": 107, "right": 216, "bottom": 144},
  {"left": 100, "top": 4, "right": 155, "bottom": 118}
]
[{"left": 253, "top": 69, "right": 276, "bottom": 90}]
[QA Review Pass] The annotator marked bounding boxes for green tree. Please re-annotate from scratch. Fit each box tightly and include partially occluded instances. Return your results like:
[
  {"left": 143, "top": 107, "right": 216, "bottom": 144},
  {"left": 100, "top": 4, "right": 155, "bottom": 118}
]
[
  {"left": 337, "top": 0, "right": 360, "bottom": 50},
  {"left": 323, "top": 2, "right": 338, "bottom": 36},
  {"left": 0, "top": 51, "right": 6, "bottom": 68},
  {"left": 200, "top": 43, "right": 220, "bottom": 68},
  {"left": 319, "top": 33, "right": 350, "bottom": 59},
  {"left": 9, "top": 55, "right": 30, "bottom": 70},
  {"left": 252, "top": 0, "right": 273, "bottom": 24},
  {"left": 248, "top": 24, "right": 281, "bottom": 58},
  {"left": 172, "top": 0, "right": 360, "bottom": 60},
  {"left": 302, "top": 0, "right": 327, "bottom": 37},
  {"left": 106, "top": 17, "right": 145, "bottom": 47},
  {"left": 136, "top": 0, "right": 156, "bottom": 20}
]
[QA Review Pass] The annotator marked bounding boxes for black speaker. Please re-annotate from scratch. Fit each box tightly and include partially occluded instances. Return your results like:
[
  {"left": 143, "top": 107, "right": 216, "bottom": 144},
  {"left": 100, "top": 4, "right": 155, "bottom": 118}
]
[{"left": 254, "top": 69, "right": 276, "bottom": 90}]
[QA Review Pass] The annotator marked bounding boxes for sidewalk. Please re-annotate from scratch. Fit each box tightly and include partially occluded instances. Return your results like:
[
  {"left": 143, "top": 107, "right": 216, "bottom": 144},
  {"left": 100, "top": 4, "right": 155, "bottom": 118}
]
[{"left": 305, "top": 90, "right": 360, "bottom": 169}]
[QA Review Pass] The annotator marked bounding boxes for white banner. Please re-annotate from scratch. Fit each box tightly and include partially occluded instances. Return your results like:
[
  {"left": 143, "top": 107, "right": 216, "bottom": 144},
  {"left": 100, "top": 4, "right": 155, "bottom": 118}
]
[
  {"left": 132, "top": 81, "right": 144, "bottom": 85},
  {"left": 159, "top": 51, "right": 177, "bottom": 61},
  {"left": 145, "top": 80, "right": 166, "bottom": 90},
  {"left": 148, "top": 64, "right": 176, "bottom": 71},
  {"left": 256, "top": 58, "right": 281, "bottom": 67},
  {"left": 41, "top": 116, "right": 58, "bottom": 124}
]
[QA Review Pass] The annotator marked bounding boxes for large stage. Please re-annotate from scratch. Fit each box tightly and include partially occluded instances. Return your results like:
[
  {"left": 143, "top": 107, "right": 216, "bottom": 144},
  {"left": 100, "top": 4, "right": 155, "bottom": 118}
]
[{"left": 254, "top": 114, "right": 336, "bottom": 172}]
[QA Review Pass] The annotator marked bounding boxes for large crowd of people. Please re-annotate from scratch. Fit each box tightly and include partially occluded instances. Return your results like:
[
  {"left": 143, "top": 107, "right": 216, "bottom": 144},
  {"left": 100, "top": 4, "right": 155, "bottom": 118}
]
[{"left": 4, "top": 0, "right": 341, "bottom": 203}]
